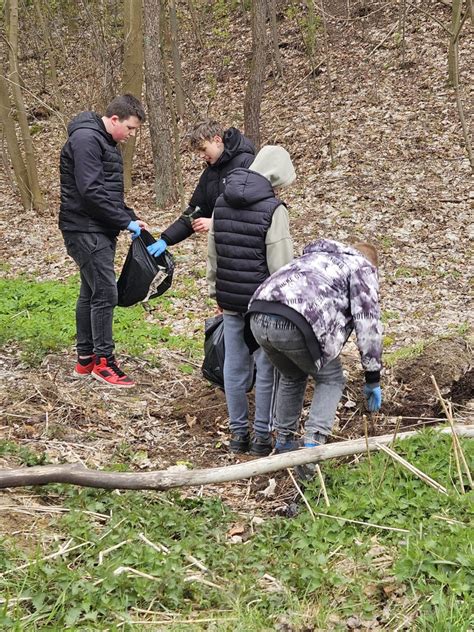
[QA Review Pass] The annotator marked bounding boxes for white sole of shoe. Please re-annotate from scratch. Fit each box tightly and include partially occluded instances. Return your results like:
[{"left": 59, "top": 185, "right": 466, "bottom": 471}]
[
  {"left": 73, "top": 370, "right": 92, "bottom": 379},
  {"left": 91, "top": 371, "right": 135, "bottom": 388}
]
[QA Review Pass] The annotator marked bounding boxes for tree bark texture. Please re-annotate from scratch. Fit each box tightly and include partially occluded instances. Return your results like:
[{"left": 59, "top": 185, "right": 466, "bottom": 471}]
[
  {"left": 169, "top": 0, "right": 185, "bottom": 119},
  {"left": 1, "top": 425, "right": 472, "bottom": 491},
  {"left": 122, "top": 0, "right": 144, "bottom": 191},
  {"left": 267, "top": 0, "right": 284, "bottom": 77},
  {"left": 143, "top": 0, "right": 177, "bottom": 205},
  {"left": 0, "top": 70, "right": 31, "bottom": 209},
  {"left": 244, "top": 0, "right": 267, "bottom": 150},
  {"left": 7, "top": 0, "right": 44, "bottom": 210}
]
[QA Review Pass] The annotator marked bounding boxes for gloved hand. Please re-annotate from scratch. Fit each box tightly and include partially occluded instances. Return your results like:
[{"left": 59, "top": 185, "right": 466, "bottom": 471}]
[
  {"left": 127, "top": 220, "right": 141, "bottom": 240},
  {"left": 364, "top": 383, "right": 382, "bottom": 412},
  {"left": 147, "top": 239, "right": 167, "bottom": 258}
]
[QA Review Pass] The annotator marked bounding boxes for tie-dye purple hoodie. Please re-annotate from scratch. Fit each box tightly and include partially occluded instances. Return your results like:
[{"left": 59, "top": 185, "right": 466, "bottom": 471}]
[{"left": 249, "top": 239, "right": 383, "bottom": 376}]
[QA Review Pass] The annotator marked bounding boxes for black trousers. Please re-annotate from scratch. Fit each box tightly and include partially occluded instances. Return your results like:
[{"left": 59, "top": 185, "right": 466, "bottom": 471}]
[{"left": 62, "top": 231, "right": 117, "bottom": 358}]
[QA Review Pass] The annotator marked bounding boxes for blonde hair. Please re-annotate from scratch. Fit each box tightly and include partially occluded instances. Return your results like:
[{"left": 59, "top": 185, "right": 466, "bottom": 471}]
[
  {"left": 189, "top": 120, "right": 225, "bottom": 150},
  {"left": 353, "top": 242, "right": 378, "bottom": 267}
]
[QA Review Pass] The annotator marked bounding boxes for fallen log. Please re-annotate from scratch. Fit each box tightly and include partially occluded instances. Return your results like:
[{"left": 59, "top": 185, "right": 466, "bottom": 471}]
[{"left": 0, "top": 425, "right": 472, "bottom": 491}]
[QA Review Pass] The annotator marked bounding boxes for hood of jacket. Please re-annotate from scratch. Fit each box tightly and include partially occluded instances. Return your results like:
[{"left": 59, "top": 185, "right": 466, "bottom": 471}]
[
  {"left": 303, "top": 238, "right": 366, "bottom": 261},
  {"left": 222, "top": 168, "right": 276, "bottom": 209},
  {"left": 214, "top": 127, "right": 255, "bottom": 167},
  {"left": 250, "top": 145, "right": 296, "bottom": 188},
  {"left": 67, "top": 111, "right": 114, "bottom": 144}
]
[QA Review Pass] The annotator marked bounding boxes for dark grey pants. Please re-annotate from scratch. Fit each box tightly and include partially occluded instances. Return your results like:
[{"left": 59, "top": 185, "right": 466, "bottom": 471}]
[{"left": 62, "top": 231, "right": 117, "bottom": 358}]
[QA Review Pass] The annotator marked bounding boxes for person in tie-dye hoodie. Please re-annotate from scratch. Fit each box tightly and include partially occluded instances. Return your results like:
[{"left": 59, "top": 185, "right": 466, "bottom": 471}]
[{"left": 247, "top": 239, "right": 382, "bottom": 455}]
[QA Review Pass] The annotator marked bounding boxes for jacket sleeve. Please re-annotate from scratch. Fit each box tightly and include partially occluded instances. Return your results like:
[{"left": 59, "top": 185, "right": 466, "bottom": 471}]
[
  {"left": 206, "top": 221, "right": 217, "bottom": 299},
  {"left": 70, "top": 130, "right": 132, "bottom": 230},
  {"left": 189, "top": 168, "right": 213, "bottom": 216},
  {"left": 349, "top": 264, "right": 383, "bottom": 381},
  {"left": 265, "top": 204, "right": 294, "bottom": 274},
  {"left": 160, "top": 214, "right": 195, "bottom": 245},
  {"left": 124, "top": 203, "right": 138, "bottom": 221}
]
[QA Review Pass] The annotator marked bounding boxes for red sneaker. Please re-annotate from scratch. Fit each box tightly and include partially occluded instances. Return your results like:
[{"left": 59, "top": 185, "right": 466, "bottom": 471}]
[
  {"left": 91, "top": 357, "right": 135, "bottom": 388},
  {"left": 74, "top": 355, "right": 96, "bottom": 378}
]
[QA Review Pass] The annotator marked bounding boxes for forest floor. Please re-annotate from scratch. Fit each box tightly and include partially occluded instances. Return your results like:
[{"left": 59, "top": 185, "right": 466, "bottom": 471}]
[{"left": 0, "top": 3, "right": 473, "bottom": 627}]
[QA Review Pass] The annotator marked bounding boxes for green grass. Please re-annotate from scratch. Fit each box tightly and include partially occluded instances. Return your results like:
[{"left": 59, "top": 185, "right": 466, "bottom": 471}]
[
  {"left": 0, "top": 431, "right": 472, "bottom": 630},
  {"left": 0, "top": 276, "right": 203, "bottom": 365}
]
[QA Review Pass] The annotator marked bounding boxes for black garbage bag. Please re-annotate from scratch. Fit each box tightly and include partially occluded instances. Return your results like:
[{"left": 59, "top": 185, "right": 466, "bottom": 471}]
[
  {"left": 201, "top": 314, "right": 225, "bottom": 389},
  {"left": 117, "top": 230, "right": 174, "bottom": 307},
  {"left": 201, "top": 314, "right": 256, "bottom": 392}
]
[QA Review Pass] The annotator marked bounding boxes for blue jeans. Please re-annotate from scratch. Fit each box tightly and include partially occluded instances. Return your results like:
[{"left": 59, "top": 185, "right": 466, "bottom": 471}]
[
  {"left": 223, "top": 313, "right": 275, "bottom": 437},
  {"left": 62, "top": 231, "right": 117, "bottom": 358},
  {"left": 250, "top": 313, "right": 345, "bottom": 440}
]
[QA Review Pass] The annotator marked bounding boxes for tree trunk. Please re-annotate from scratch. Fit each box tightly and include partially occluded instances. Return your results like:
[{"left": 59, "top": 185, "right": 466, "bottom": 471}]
[
  {"left": 143, "top": 0, "right": 177, "bottom": 205},
  {"left": 7, "top": 0, "right": 44, "bottom": 210},
  {"left": 122, "top": 0, "right": 144, "bottom": 191},
  {"left": 32, "top": 0, "right": 66, "bottom": 118},
  {"left": 448, "top": 0, "right": 462, "bottom": 85},
  {"left": 0, "top": 70, "right": 31, "bottom": 209},
  {"left": 244, "top": 0, "right": 267, "bottom": 150},
  {"left": 319, "top": 0, "right": 335, "bottom": 166},
  {"left": 0, "top": 425, "right": 472, "bottom": 491},
  {"left": 169, "top": 0, "right": 185, "bottom": 119},
  {"left": 186, "top": 0, "right": 204, "bottom": 48},
  {"left": 266, "top": 0, "right": 284, "bottom": 78}
]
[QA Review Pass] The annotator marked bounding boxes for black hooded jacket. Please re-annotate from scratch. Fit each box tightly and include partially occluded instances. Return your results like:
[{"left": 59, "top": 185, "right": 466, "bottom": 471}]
[
  {"left": 161, "top": 127, "right": 255, "bottom": 245},
  {"left": 213, "top": 168, "right": 281, "bottom": 313},
  {"left": 59, "top": 112, "right": 137, "bottom": 235}
]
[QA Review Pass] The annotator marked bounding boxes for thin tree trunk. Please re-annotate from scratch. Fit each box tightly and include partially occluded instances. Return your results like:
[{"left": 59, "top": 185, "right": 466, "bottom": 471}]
[
  {"left": 186, "top": 0, "right": 203, "bottom": 48},
  {"left": 32, "top": 0, "right": 66, "bottom": 116},
  {"left": 267, "top": 0, "right": 284, "bottom": 77},
  {"left": 143, "top": 0, "right": 177, "bottom": 205},
  {"left": 448, "top": 0, "right": 462, "bottom": 85},
  {"left": 122, "top": 0, "right": 144, "bottom": 191},
  {"left": 0, "top": 425, "right": 472, "bottom": 490},
  {"left": 7, "top": 0, "right": 44, "bottom": 210},
  {"left": 244, "top": 0, "right": 267, "bottom": 150},
  {"left": 0, "top": 70, "right": 31, "bottom": 209},
  {"left": 169, "top": 0, "right": 185, "bottom": 119},
  {"left": 319, "top": 0, "right": 335, "bottom": 166}
]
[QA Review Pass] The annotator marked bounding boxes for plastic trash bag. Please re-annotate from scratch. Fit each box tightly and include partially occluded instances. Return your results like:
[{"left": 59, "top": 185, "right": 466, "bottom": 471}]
[
  {"left": 117, "top": 229, "right": 174, "bottom": 307},
  {"left": 201, "top": 314, "right": 256, "bottom": 391},
  {"left": 201, "top": 314, "right": 225, "bottom": 389}
]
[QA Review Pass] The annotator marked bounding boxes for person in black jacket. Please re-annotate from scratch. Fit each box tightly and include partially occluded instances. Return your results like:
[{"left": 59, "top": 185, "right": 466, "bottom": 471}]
[
  {"left": 146, "top": 120, "right": 255, "bottom": 258},
  {"left": 59, "top": 94, "right": 146, "bottom": 388}
]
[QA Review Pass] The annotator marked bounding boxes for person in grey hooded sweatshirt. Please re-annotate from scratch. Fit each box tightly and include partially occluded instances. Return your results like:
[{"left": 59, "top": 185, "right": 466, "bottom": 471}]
[
  {"left": 247, "top": 239, "right": 383, "bottom": 461},
  {"left": 207, "top": 145, "right": 295, "bottom": 456}
]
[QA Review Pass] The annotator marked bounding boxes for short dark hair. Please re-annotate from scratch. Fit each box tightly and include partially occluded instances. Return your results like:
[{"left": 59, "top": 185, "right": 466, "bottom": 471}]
[
  {"left": 105, "top": 94, "right": 146, "bottom": 123},
  {"left": 189, "top": 120, "right": 225, "bottom": 150},
  {"left": 353, "top": 242, "right": 378, "bottom": 267}
]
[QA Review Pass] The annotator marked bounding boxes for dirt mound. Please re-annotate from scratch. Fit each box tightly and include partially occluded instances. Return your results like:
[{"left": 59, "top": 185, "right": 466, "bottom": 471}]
[{"left": 389, "top": 336, "right": 472, "bottom": 418}]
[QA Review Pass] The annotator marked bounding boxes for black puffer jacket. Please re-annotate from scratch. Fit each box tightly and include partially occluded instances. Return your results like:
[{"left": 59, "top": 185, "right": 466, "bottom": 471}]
[
  {"left": 59, "top": 112, "right": 136, "bottom": 235},
  {"left": 213, "top": 168, "right": 281, "bottom": 313},
  {"left": 161, "top": 128, "right": 254, "bottom": 245}
]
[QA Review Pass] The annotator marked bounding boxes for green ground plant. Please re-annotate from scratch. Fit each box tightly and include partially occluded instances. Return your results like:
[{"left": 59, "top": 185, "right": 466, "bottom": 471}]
[
  {"left": 0, "top": 277, "right": 202, "bottom": 365},
  {"left": 0, "top": 432, "right": 472, "bottom": 630}
]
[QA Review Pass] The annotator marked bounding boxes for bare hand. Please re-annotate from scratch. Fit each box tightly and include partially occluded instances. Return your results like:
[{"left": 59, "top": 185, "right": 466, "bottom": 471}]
[
  {"left": 192, "top": 217, "right": 212, "bottom": 233},
  {"left": 137, "top": 220, "right": 149, "bottom": 231}
]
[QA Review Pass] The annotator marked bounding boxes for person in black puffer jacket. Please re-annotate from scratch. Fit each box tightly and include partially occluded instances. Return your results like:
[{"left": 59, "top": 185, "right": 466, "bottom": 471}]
[
  {"left": 59, "top": 94, "right": 147, "bottom": 388},
  {"left": 146, "top": 120, "right": 255, "bottom": 259},
  {"left": 207, "top": 145, "right": 296, "bottom": 457}
]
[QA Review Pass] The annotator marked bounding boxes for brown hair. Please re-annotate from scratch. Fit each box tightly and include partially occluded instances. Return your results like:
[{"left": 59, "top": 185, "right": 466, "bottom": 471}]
[
  {"left": 189, "top": 120, "right": 225, "bottom": 150},
  {"left": 353, "top": 242, "right": 378, "bottom": 267},
  {"left": 105, "top": 94, "right": 146, "bottom": 123}
]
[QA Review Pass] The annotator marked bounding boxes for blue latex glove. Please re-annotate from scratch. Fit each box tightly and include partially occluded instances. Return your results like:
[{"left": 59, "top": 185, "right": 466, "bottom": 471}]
[
  {"left": 147, "top": 239, "right": 167, "bottom": 258},
  {"left": 364, "top": 384, "right": 382, "bottom": 412},
  {"left": 127, "top": 220, "right": 141, "bottom": 240}
]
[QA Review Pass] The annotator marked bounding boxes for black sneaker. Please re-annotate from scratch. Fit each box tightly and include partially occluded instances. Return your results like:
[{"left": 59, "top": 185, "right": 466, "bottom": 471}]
[
  {"left": 229, "top": 433, "right": 250, "bottom": 454},
  {"left": 249, "top": 435, "right": 273, "bottom": 457}
]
